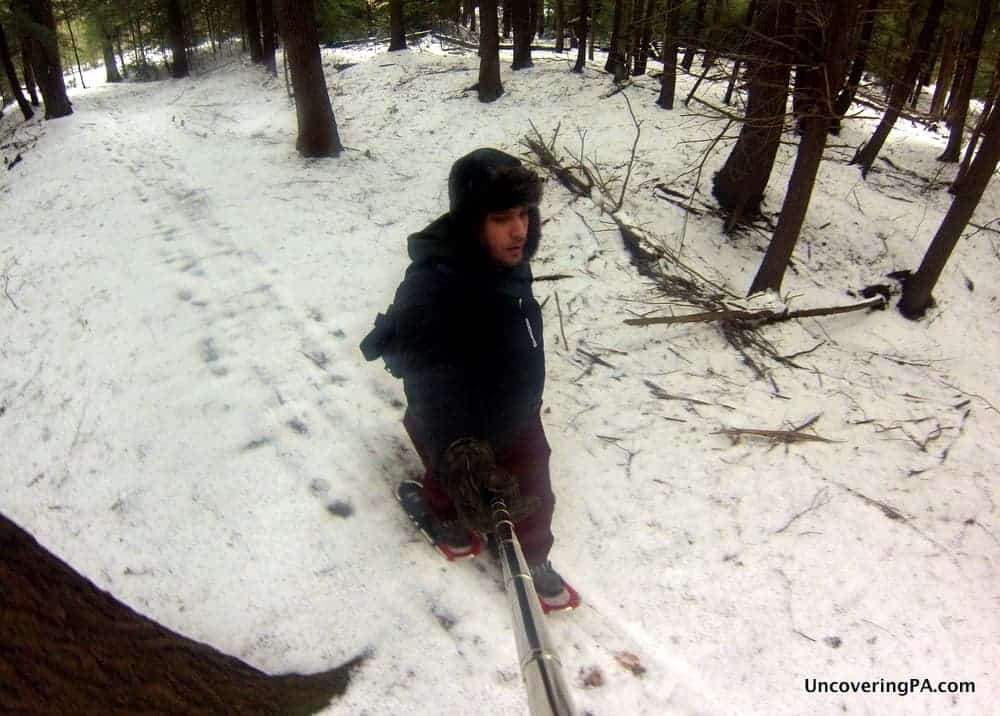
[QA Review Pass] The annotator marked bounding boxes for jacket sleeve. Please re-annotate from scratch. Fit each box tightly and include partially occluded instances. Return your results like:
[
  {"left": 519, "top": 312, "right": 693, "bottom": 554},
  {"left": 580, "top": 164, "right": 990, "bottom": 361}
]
[{"left": 389, "top": 281, "right": 489, "bottom": 467}]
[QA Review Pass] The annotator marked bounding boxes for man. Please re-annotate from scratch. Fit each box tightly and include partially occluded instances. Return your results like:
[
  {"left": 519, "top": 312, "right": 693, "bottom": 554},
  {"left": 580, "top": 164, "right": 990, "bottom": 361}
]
[{"left": 361, "top": 148, "right": 571, "bottom": 608}]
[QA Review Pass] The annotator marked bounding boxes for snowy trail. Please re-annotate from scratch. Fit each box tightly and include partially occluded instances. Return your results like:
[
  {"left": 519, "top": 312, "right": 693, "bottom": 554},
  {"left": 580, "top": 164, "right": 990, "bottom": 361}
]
[{"left": 3, "top": 42, "right": 998, "bottom": 715}]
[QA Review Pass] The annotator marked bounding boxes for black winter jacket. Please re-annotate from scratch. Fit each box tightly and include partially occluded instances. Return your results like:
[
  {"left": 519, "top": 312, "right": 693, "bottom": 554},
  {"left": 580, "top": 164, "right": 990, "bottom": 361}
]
[{"left": 366, "top": 213, "right": 545, "bottom": 466}]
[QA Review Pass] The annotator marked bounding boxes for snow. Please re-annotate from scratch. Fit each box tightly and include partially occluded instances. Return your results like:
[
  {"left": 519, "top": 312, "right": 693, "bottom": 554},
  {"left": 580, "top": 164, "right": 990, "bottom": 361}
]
[{"left": 2, "top": 37, "right": 998, "bottom": 715}]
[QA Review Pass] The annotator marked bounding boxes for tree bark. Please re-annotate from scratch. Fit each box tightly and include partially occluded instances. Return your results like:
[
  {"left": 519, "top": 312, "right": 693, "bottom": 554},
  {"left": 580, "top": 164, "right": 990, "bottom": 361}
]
[
  {"left": 555, "top": 0, "right": 565, "bottom": 52},
  {"left": 389, "top": 0, "right": 407, "bottom": 51},
  {"left": 512, "top": 0, "right": 533, "bottom": 69},
  {"left": 830, "top": 0, "right": 878, "bottom": 135},
  {"left": 680, "top": 0, "right": 707, "bottom": 71},
  {"left": 711, "top": 0, "right": 795, "bottom": 226},
  {"left": 281, "top": 0, "right": 343, "bottom": 156},
  {"left": 749, "top": 0, "right": 852, "bottom": 295},
  {"left": 929, "top": 24, "right": 959, "bottom": 118},
  {"left": 951, "top": 56, "right": 1000, "bottom": 192},
  {"left": 100, "top": 16, "right": 122, "bottom": 83},
  {"left": 657, "top": 0, "right": 682, "bottom": 108},
  {"left": 0, "top": 23, "right": 33, "bottom": 119},
  {"left": 22, "top": 0, "right": 72, "bottom": 118},
  {"left": 851, "top": 0, "right": 945, "bottom": 176},
  {"left": 938, "top": 0, "right": 991, "bottom": 162},
  {"left": 605, "top": 0, "right": 624, "bottom": 74},
  {"left": 503, "top": 0, "right": 513, "bottom": 37},
  {"left": 0, "top": 512, "right": 362, "bottom": 714},
  {"left": 244, "top": 0, "right": 263, "bottom": 62},
  {"left": 573, "top": 0, "right": 589, "bottom": 72},
  {"left": 261, "top": 0, "right": 277, "bottom": 73},
  {"left": 479, "top": 0, "right": 504, "bottom": 100},
  {"left": 900, "top": 100, "right": 1000, "bottom": 317},
  {"left": 21, "top": 39, "right": 40, "bottom": 106},
  {"left": 723, "top": 0, "right": 757, "bottom": 106},
  {"left": 165, "top": 0, "right": 189, "bottom": 78},
  {"left": 633, "top": 0, "right": 653, "bottom": 75},
  {"left": 61, "top": 5, "right": 86, "bottom": 89}
]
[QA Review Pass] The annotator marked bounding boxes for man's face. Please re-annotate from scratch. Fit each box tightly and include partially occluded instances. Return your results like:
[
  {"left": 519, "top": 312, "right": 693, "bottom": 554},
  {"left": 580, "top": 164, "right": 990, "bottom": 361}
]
[{"left": 482, "top": 206, "right": 531, "bottom": 267}]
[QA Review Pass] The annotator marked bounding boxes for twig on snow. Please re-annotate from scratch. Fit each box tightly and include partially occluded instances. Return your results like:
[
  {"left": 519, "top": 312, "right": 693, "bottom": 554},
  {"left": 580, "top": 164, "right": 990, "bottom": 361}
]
[{"left": 774, "top": 487, "right": 831, "bottom": 534}]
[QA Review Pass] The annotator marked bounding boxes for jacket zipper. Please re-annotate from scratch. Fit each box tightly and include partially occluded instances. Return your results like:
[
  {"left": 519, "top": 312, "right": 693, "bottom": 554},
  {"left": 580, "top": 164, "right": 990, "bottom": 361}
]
[{"left": 520, "top": 298, "right": 538, "bottom": 348}]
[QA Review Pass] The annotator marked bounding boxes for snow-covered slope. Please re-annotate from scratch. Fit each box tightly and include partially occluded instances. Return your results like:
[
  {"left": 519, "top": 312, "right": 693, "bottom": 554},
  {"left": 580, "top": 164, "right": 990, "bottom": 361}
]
[{"left": 1, "top": 37, "right": 997, "bottom": 715}]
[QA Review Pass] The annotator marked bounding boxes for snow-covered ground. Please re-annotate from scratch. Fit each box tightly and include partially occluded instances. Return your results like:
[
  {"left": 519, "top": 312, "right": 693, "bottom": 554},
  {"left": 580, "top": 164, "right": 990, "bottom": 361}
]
[{"left": 1, "top": 37, "right": 997, "bottom": 715}]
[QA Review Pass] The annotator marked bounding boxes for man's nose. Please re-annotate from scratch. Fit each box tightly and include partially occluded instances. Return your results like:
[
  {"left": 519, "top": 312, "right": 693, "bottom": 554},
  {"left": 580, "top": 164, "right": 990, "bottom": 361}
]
[{"left": 513, "top": 213, "right": 528, "bottom": 239}]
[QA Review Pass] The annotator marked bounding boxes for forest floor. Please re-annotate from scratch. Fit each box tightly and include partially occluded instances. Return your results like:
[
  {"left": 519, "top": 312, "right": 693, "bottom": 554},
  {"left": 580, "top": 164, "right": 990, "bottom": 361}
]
[{"left": 1, "top": 36, "right": 998, "bottom": 715}]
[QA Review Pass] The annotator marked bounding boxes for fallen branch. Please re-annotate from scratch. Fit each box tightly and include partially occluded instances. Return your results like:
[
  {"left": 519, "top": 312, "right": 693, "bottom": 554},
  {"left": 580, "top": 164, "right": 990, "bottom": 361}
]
[
  {"left": 623, "top": 296, "right": 886, "bottom": 327},
  {"left": 774, "top": 487, "right": 831, "bottom": 534},
  {"left": 714, "top": 427, "right": 841, "bottom": 444}
]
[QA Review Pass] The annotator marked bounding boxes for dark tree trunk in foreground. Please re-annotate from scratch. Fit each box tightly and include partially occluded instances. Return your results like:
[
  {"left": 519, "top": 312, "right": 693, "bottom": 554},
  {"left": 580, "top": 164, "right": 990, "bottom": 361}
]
[
  {"left": 480, "top": 0, "right": 504, "bottom": 99},
  {"left": 23, "top": 0, "right": 72, "bottom": 118},
  {"left": 0, "top": 512, "right": 363, "bottom": 713},
  {"left": 244, "top": 0, "right": 263, "bottom": 62},
  {"left": 711, "top": 0, "right": 795, "bottom": 227},
  {"left": 166, "top": 0, "right": 190, "bottom": 78},
  {"left": 680, "top": 0, "right": 707, "bottom": 71},
  {"left": 281, "top": 0, "right": 343, "bottom": 156},
  {"left": 938, "top": 0, "right": 991, "bottom": 162},
  {"left": 261, "top": 0, "right": 277, "bottom": 73},
  {"left": 830, "top": 0, "right": 878, "bottom": 134},
  {"left": 389, "top": 0, "right": 407, "bottom": 51},
  {"left": 749, "top": 0, "right": 852, "bottom": 295},
  {"left": 512, "top": 0, "right": 533, "bottom": 69},
  {"left": 0, "top": 24, "right": 33, "bottom": 119},
  {"left": 900, "top": 100, "right": 1000, "bottom": 318},
  {"left": 573, "top": 0, "right": 589, "bottom": 72},
  {"left": 850, "top": 0, "right": 945, "bottom": 177},
  {"left": 657, "top": 0, "right": 682, "bottom": 108}
]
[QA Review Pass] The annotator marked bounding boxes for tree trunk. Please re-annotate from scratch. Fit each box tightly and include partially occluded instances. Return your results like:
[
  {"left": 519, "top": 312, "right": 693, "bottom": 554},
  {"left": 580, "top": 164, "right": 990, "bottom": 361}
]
[
  {"left": 389, "top": 0, "right": 407, "bottom": 51},
  {"left": 605, "top": 0, "right": 624, "bottom": 74},
  {"left": 62, "top": 6, "right": 86, "bottom": 89},
  {"left": 244, "top": 0, "right": 263, "bottom": 62},
  {"left": 261, "top": 0, "right": 277, "bottom": 73},
  {"left": 100, "top": 18, "right": 122, "bottom": 83},
  {"left": 633, "top": 0, "right": 653, "bottom": 76},
  {"left": 929, "top": 24, "right": 959, "bottom": 118},
  {"left": 657, "top": 0, "right": 682, "bottom": 108},
  {"left": 23, "top": 0, "right": 72, "bottom": 119},
  {"left": 701, "top": 0, "right": 723, "bottom": 69},
  {"left": 480, "top": 0, "right": 504, "bottom": 99},
  {"left": 21, "top": 40, "right": 40, "bottom": 106},
  {"left": 512, "top": 0, "right": 533, "bottom": 69},
  {"left": 952, "top": 57, "right": 1000, "bottom": 192},
  {"left": 900, "top": 100, "right": 1000, "bottom": 317},
  {"left": 503, "top": 0, "right": 512, "bottom": 38},
  {"left": 938, "top": 0, "right": 991, "bottom": 162},
  {"left": 280, "top": 0, "right": 343, "bottom": 156},
  {"left": 830, "top": 0, "right": 878, "bottom": 135},
  {"left": 0, "top": 23, "right": 34, "bottom": 120},
  {"left": 555, "top": 0, "right": 564, "bottom": 52},
  {"left": 166, "top": 0, "right": 189, "bottom": 79},
  {"left": 680, "top": 0, "right": 706, "bottom": 71},
  {"left": 0, "top": 512, "right": 362, "bottom": 713},
  {"left": 572, "top": 0, "right": 589, "bottom": 72},
  {"left": 615, "top": 0, "right": 633, "bottom": 82},
  {"left": 722, "top": 0, "right": 757, "bottom": 106},
  {"left": 850, "top": 0, "right": 944, "bottom": 177},
  {"left": 749, "top": 0, "right": 851, "bottom": 295},
  {"left": 533, "top": 0, "right": 544, "bottom": 37},
  {"left": 711, "top": 0, "right": 795, "bottom": 226}
]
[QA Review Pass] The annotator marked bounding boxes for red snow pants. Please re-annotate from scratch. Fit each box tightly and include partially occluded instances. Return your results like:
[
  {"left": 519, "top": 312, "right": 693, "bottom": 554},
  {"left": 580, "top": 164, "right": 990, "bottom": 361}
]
[{"left": 403, "top": 412, "right": 555, "bottom": 566}]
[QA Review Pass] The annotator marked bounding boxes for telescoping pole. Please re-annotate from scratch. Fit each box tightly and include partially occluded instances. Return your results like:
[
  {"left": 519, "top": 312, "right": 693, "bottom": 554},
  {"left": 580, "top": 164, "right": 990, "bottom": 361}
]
[{"left": 491, "top": 497, "right": 576, "bottom": 716}]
